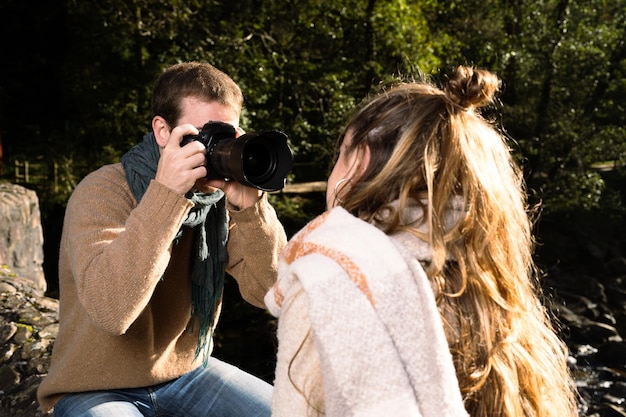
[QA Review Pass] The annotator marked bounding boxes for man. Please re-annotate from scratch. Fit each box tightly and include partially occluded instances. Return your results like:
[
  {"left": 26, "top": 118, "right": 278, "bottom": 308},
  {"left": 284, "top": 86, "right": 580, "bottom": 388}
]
[{"left": 37, "top": 62, "right": 287, "bottom": 417}]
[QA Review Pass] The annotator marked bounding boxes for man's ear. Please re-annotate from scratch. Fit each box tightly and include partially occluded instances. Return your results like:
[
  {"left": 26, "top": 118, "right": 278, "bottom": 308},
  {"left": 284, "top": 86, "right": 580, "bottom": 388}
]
[{"left": 152, "top": 116, "right": 170, "bottom": 148}]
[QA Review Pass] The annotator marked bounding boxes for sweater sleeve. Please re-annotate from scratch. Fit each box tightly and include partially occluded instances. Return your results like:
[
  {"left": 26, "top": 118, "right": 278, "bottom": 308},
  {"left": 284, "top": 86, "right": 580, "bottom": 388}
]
[
  {"left": 225, "top": 194, "right": 287, "bottom": 308},
  {"left": 64, "top": 165, "right": 193, "bottom": 334}
]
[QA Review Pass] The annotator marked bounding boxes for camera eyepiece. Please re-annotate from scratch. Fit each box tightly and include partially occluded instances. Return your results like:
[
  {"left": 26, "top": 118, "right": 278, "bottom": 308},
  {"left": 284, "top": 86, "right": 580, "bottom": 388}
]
[{"left": 181, "top": 121, "right": 293, "bottom": 192}]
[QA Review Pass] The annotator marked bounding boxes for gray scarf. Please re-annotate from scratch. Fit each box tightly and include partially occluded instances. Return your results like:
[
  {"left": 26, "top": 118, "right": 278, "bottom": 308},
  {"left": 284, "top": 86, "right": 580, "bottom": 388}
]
[{"left": 121, "top": 132, "right": 228, "bottom": 365}]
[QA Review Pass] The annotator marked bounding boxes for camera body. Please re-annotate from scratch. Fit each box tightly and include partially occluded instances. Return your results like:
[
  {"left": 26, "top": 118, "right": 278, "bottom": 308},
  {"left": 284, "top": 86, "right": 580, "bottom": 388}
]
[{"left": 181, "top": 121, "right": 293, "bottom": 192}]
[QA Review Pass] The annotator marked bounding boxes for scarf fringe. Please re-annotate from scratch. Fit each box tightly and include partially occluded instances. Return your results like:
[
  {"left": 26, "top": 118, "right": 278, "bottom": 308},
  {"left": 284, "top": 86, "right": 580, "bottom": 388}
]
[{"left": 121, "top": 132, "right": 229, "bottom": 366}]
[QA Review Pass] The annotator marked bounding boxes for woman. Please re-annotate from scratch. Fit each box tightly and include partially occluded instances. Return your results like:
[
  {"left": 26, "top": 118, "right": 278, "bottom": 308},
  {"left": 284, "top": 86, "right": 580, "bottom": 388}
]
[{"left": 265, "top": 66, "right": 578, "bottom": 417}]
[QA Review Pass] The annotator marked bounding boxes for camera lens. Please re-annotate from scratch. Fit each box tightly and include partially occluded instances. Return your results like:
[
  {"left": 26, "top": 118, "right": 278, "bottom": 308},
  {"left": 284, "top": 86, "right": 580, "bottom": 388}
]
[
  {"left": 186, "top": 121, "right": 292, "bottom": 191},
  {"left": 242, "top": 140, "right": 276, "bottom": 183}
]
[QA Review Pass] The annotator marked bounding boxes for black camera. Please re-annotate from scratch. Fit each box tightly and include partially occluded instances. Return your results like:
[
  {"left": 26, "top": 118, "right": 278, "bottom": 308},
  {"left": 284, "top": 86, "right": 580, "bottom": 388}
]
[{"left": 181, "top": 121, "right": 293, "bottom": 192}]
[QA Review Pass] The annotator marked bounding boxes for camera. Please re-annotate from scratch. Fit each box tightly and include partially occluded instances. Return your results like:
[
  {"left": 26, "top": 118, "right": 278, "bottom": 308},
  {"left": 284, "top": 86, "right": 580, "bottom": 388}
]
[{"left": 181, "top": 121, "right": 293, "bottom": 192}]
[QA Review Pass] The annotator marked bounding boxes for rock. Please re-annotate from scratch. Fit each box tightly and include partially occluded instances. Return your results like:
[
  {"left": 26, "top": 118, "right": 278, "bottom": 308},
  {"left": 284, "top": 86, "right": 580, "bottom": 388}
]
[
  {"left": 0, "top": 183, "right": 45, "bottom": 291},
  {"left": 607, "top": 258, "right": 626, "bottom": 276},
  {"left": 0, "top": 269, "right": 56, "bottom": 417},
  {"left": 596, "top": 341, "right": 626, "bottom": 368},
  {"left": 548, "top": 261, "right": 626, "bottom": 417},
  {"left": 599, "top": 404, "right": 626, "bottom": 417}
]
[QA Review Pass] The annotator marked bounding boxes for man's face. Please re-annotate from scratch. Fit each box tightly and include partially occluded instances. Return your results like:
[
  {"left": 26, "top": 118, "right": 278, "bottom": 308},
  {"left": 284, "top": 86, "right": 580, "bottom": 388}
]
[{"left": 178, "top": 96, "right": 239, "bottom": 131}]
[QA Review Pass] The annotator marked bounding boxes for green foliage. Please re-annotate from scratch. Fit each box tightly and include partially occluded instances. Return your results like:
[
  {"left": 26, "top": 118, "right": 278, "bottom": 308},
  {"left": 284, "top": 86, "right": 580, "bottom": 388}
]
[
  {"left": 269, "top": 192, "right": 326, "bottom": 237},
  {"left": 1, "top": 0, "right": 625, "bottom": 229},
  {"left": 421, "top": 0, "right": 626, "bottom": 217}
]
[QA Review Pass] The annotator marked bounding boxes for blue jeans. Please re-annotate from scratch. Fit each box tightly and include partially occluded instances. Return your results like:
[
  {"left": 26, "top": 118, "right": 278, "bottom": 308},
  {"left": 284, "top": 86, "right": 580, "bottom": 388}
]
[{"left": 53, "top": 358, "right": 272, "bottom": 417}]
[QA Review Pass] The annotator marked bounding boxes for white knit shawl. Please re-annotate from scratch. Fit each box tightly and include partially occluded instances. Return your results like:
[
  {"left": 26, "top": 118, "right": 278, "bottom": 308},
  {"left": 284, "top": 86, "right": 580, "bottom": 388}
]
[{"left": 266, "top": 206, "right": 468, "bottom": 417}]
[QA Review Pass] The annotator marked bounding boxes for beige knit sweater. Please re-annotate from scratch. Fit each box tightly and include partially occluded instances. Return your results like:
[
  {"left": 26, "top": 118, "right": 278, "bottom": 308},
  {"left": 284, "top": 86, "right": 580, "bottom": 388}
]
[{"left": 37, "top": 163, "right": 287, "bottom": 412}]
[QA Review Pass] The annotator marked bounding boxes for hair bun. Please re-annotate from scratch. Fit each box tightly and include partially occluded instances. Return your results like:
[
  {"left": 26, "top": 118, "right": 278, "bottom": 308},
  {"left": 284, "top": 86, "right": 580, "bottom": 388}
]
[{"left": 444, "top": 66, "right": 501, "bottom": 110}]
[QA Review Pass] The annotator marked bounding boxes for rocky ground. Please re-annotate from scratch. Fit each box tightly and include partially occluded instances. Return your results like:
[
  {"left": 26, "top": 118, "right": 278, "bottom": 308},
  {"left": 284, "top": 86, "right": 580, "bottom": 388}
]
[
  {"left": 547, "top": 262, "right": 626, "bottom": 417},
  {"left": 537, "top": 214, "right": 626, "bottom": 417},
  {"left": 2, "top": 243, "right": 626, "bottom": 416},
  {"left": 0, "top": 268, "right": 56, "bottom": 417}
]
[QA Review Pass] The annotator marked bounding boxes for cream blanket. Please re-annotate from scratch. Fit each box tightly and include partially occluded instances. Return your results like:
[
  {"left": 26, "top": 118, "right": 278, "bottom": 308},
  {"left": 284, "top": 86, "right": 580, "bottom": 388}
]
[{"left": 266, "top": 206, "right": 467, "bottom": 417}]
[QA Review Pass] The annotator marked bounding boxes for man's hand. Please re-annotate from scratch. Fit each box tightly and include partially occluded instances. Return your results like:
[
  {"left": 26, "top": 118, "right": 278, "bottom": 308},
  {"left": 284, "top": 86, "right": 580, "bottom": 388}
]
[
  {"left": 197, "top": 125, "right": 263, "bottom": 210},
  {"left": 155, "top": 124, "right": 208, "bottom": 195},
  {"left": 197, "top": 178, "right": 263, "bottom": 210}
]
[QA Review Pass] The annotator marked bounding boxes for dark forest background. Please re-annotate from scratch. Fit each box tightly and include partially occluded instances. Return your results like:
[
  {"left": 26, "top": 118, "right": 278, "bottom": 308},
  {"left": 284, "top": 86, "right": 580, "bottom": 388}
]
[{"left": 1, "top": 0, "right": 625, "bottom": 385}]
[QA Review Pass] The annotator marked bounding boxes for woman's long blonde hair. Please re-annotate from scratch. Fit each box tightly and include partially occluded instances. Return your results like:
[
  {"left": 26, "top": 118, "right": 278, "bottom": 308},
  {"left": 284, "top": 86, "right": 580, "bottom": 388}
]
[{"left": 336, "top": 66, "right": 578, "bottom": 417}]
